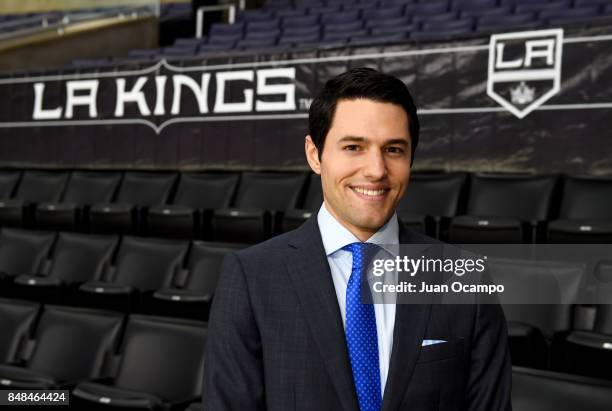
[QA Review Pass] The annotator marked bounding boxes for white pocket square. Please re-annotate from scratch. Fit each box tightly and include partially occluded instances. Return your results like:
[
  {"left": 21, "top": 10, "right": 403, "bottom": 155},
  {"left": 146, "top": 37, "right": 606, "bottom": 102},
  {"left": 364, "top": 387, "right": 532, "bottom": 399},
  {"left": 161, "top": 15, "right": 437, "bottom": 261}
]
[{"left": 421, "top": 339, "right": 447, "bottom": 347}]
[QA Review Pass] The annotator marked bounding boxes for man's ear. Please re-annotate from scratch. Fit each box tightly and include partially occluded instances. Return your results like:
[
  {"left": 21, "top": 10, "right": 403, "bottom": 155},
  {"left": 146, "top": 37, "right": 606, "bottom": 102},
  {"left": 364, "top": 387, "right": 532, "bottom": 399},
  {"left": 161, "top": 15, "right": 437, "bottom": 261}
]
[{"left": 305, "top": 135, "right": 321, "bottom": 175}]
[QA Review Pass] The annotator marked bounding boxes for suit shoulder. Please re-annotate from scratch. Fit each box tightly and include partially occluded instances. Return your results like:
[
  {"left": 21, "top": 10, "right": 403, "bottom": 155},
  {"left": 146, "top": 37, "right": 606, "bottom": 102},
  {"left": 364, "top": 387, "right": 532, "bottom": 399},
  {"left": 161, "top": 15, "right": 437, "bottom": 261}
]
[{"left": 232, "top": 230, "right": 295, "bottom": 262}]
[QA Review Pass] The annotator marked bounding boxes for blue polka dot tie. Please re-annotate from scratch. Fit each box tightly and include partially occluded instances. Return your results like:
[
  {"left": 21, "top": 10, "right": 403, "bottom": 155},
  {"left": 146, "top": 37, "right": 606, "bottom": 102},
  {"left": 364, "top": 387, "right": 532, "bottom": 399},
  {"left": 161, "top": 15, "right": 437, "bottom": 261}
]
[{"left": 343, "top": 242, "right": 382, "bottom": 411}]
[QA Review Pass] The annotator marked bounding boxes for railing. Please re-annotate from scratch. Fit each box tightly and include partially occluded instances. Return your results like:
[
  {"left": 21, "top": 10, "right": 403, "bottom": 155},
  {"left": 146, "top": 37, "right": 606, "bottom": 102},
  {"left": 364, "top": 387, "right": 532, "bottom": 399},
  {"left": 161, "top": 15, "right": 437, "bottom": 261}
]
[
  {"left": 0, "top": 5, "right": 155, "bottom": 42},
  {"left": 195, "top": 0, "right": 246, "bottom": 39}
]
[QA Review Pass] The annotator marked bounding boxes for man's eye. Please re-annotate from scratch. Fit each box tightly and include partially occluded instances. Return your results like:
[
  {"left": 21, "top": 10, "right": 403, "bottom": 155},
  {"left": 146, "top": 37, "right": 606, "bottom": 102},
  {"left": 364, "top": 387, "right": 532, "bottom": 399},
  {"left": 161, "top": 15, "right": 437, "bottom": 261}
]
[
  {"left": 344, "top": 145, "right": 360, "bottom": 151},
  {"left": 387, "top": 146, "right": 405, "bottom": 154}
]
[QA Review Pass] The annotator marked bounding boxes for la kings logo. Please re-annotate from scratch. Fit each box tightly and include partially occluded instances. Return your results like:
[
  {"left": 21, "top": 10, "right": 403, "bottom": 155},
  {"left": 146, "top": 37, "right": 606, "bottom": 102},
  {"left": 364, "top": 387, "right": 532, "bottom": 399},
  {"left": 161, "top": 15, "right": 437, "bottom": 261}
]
[{"left": 487, "top": 29, "right": 564, "bottom": 119}]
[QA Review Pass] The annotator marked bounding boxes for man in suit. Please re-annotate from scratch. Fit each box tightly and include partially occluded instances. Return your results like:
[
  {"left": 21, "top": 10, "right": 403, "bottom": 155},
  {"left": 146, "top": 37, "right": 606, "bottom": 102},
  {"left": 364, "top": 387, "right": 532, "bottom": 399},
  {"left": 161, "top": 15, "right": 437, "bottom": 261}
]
[{"left": 203, "top": 67, "right": 512, "bottom": 410}]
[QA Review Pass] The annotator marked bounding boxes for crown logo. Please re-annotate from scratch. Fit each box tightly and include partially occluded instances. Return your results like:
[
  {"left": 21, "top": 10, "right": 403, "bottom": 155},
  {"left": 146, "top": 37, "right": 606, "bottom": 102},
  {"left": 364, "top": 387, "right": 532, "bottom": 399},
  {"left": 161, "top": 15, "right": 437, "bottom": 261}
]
[{"left": 510, "top": 81, "right": 535, "bottom": 105}]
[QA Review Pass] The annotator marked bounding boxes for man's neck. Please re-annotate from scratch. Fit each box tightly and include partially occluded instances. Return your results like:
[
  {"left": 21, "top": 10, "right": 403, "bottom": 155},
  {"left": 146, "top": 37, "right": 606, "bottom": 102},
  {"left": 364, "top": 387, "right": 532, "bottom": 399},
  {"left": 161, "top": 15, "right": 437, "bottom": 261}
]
[{"left": 323, "top": 201, "right": 381, "bottom": 242}]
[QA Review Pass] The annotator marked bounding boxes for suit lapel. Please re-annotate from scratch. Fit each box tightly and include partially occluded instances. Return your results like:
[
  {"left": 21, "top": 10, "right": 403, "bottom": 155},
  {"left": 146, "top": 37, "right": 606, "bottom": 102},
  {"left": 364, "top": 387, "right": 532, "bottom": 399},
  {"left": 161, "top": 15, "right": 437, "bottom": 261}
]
[
  {"left": 381, "top": 228, "right": 434, "bottom": 411},
  {"left": 285, "top": 217, "right": 360, "bottom": 411}
]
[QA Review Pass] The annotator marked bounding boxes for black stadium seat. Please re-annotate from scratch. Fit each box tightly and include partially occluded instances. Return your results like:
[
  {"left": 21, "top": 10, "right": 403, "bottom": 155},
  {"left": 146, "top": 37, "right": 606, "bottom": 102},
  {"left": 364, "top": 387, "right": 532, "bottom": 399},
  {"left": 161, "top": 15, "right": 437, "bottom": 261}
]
[
  {"left": 0, "top": 171, "right": 69, "bottom": 228},
  {"left": 152, "top": 241, "right": 244, "bottom": 320},
  {"left": 79, "top": 236, "right": 189, "bottom": 311},
  {"left": 490, "top": 258, "right": 586, "bottom": 369},
  {"left": 12, "top": 232, "right": 118, "bottom": 304},
  {"left": 396, "top": 172, "right": 467, "bottom": 238},
  {"left": 212, "top": 172, "right": 307, "bottom": 242},
  {"left": 556, "top": 261, "right": 612, "bottom": 379},
  {"left": 72, "top": 315, "right": 207, "bottom": 410},
  {"left": 449, "top": 174, "right": 557, "bottom": 243},
  {"left": 0, "top": 305, "right": 123, "bottom": 389},
  {"left": 512, "top": 367, "right": 612, "bottom": 411},
  {"left": 90, "top": 172, "right": 178, "bottom": 235},
  {"left": 281, "top": 173, "right": 323, "bottom": 232},
  {"left": 35, "top": 171, "right": 122, "bottom": 232},
  {"left": 0, "top": 170, "right": 21, "bottom": 200},
  {"left": 148, "top": 172, "right": 239, "bottom": 239},
  {"left": 0, "top": 229, "right": 55, "bottom": 289},
  {"left": 0, "top": 298, "right": 39, "bottom": 364},
  {"left": 548, "top": 175, "right": 612, "bottom": 243},
  {"left": 185, "top": 402, "right": 201, "bottom": 411}
]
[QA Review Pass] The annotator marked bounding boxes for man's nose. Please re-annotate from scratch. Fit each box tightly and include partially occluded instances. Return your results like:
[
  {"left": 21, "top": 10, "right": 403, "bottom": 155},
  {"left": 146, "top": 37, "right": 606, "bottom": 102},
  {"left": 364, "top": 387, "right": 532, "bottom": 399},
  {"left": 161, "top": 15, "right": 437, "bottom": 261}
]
[{"left": 363, "top": 149, "right": 388, "bottom": 180}]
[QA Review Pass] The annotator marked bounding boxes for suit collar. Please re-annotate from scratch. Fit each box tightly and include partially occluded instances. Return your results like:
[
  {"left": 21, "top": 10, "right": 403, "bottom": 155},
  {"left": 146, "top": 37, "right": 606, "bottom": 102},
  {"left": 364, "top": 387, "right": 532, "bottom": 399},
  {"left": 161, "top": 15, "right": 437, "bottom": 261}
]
[{"left": 286, "top": 216, "right": 360, "bottom": 411}]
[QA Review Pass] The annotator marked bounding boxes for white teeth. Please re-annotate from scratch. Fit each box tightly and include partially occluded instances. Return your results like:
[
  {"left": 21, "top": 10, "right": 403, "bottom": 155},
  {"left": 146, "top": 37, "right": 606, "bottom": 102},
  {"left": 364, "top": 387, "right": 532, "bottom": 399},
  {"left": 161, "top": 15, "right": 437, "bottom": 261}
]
[{"left": 353, "top": 187, "right": 386, "bottom": 197}]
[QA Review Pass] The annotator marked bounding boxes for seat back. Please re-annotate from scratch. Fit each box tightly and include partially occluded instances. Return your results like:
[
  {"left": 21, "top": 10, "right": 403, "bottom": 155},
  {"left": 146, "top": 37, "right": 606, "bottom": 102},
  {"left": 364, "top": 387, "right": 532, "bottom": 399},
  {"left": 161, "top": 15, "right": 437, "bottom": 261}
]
[
  {"left": 112, "top": 237, "right": 188, "bottom": 291},
  {"left": 466, "top": 174, "right": 557, "bottom": 221},
  {"left": 491, "top": 258, "right": 585, "bottom": 335},
  {"left": 558, "top": 176, "right": 612, "bottom": 220},
  {"left": 115, "top": 172, "right": 177, "bottom": 207},
  {"left": 233, "top": 172, "right": 307, "bottom": 210},
  {"left": 0, "top": 229, "right": 55, "bottom": 276},
  {"left": 397, "top": 173, "right": 466, "bottom": 217},
  {"left": 61, "top": 172, "right": 122, "bottom": 204},
  {"left": 47, "top": 233, "right": 118, "bottom": 284},
  {"left": 26, "top": 306, "right": 123, "bottom": 382},
  {"left": 173, "top": 173, "right": 239, "bottom": 209},
  {"left": 14, "top": 171, "right": 68, "bottom": 203},
  {"left": 512, "top": 367, "right": 612, "bottom": 411},
  {"left": 0, "top": 298, "right": 39, "bottom": 363},
  {"left": 183, "top": 242, "right": 243, "bottom": 292},
  {"left": 114, "top": 316, "right": 207, "bottom": 402},
  {"left": 0, "top": 171, "right": 20, "bottom": 199}
]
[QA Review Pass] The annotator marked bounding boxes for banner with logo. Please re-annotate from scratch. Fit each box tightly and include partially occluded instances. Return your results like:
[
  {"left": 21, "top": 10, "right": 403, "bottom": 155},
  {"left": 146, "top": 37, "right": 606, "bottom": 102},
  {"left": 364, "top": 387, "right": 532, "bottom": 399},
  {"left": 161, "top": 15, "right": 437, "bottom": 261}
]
[{"left": 0, "top": 26, "right": 610, "bottom": 174}]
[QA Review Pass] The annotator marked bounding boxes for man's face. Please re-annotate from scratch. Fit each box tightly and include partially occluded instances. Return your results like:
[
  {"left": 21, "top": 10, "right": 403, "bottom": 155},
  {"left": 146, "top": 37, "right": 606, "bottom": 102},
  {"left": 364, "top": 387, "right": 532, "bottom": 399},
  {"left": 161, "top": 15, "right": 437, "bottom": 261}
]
[{"left": 306, "top": 98, "right": 412, "bottom": 241}]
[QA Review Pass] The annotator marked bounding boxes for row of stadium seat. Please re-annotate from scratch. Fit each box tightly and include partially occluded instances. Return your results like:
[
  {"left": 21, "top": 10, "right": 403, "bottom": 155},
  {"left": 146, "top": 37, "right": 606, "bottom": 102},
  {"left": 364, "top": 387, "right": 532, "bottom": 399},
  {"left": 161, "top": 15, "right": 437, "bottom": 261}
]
[
  {"left": 0, "top": 299, "right": 204, "bottom": 410},
  {"left": 2, "top": 169, "right": 611, "bottom": 243},
  {"left": 2, "top": 297, "right": 611, "bottom": 410},
  {"left": 1, "top": 225, "right": 612, "bottom": 380},
  {"left": 133, "top": 0, "right": 612, "bottom": 58},
  {"left": 0, "top": 229, "right": 242, "bottom": 320}
]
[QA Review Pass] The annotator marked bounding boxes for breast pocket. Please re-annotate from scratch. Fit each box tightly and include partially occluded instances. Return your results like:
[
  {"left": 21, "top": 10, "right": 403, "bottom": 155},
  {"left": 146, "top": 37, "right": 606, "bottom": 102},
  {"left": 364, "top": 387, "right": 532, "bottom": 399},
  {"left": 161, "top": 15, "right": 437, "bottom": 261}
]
[{"left": 416, "top": 339, "right": 464, "bottom": 363}]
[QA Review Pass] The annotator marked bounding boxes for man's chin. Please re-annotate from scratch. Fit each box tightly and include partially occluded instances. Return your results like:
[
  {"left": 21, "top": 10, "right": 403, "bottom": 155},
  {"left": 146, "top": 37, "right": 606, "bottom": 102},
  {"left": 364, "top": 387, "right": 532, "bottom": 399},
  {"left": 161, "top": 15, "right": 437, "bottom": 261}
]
[{"left": 350, "top": 215, "right": 392, "bottom": 233}]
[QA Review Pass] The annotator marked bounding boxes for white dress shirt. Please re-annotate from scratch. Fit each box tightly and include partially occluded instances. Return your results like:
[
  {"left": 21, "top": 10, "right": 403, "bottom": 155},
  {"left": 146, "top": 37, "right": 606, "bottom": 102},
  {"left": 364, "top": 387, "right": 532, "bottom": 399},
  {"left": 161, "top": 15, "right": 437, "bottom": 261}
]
[{"left": 317, "top": 202, "right": 398, "bottom": 397}]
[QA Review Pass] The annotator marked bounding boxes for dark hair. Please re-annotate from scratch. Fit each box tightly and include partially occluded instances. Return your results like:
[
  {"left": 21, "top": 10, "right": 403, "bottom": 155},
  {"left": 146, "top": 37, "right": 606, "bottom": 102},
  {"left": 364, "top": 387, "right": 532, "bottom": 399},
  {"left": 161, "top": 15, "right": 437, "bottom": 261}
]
[{"left": 308, "top": 67, "right": 419, "bottom": 162}]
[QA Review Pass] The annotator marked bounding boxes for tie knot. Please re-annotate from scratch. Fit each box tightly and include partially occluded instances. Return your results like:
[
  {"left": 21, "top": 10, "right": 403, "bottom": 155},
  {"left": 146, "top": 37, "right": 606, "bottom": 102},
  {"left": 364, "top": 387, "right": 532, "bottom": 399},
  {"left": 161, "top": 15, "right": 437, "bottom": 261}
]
[{"left": 342, "top": 242, "right": 380, "bottom": 269}]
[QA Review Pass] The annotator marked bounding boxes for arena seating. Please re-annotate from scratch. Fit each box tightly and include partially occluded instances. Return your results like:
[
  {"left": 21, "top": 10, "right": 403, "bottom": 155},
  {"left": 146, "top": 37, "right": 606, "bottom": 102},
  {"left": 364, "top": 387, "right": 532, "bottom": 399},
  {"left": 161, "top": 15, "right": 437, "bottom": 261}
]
[
  {"left": 0, "top": 228, "right": 55, "bottom": 286},
  {"left": 152, "top": 241, "right": 245, "bottom": 320},
  {"left": 0, "top": 305, "right": 123, "bottom": 389},
  {"left": 1, "top": 169, "right": 612, "bottom": 245},
  {"left": 89, "top": 172, "right": 178, "bottom": 235},
  {"left": 72, "top": 315, "right": 206, "bottom": 410},
  {"left": 512, "top": 366, "right": 612, "bottom": 411},
  {"left": 448, "top": 174, "right": 558, "bottom": 243},
  {"left": 211, "top": 172, "right": 307, "bottom": 243},
  {"left": 547, "top": 175, "right": 612, "bottom": 243},
  {"left": 36, "top": 171, "right": 122, "bottom": 232},
  {"left": 108, "top": 0, "right": 612, "bottom": 62},
  {"left": 396, "top": 172, "right": 467, "bottom": 238},
  {"left": 148, "top": 172, "right": 239, "bottom": 239},
  {"left": 0, "top": 165, "right": 611, "bottom": 400},
  {"left": 78, "top": 236, "right": 189, "bottom": 312},
  {"left": 0, "top": 171, "right": 69, "bottom": 229},
  {"left": 0, "top": 298, "right": 38, "bottom": 364},
  {"left": 11, "top": 232, "right": 118, "bottom": 304}
]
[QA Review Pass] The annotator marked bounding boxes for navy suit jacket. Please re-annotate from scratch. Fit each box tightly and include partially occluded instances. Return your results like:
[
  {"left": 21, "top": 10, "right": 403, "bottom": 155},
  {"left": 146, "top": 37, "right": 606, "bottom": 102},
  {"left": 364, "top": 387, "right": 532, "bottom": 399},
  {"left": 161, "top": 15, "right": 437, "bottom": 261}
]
[{"left": 203, "top": 216, "right": 512, "bottom": 410}]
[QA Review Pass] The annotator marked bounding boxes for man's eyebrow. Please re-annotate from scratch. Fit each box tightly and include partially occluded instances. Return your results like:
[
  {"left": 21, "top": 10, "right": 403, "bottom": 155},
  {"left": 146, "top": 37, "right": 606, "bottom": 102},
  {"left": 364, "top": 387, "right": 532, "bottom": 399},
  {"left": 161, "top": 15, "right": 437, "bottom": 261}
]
[
  {"left": 337, "top": 135, "right": 367, "bottom": 143},
  {"left": 337, "top": 136, "right": 409, "bottom": 146},
  {"left": 385, "top": 138, "right": 410, "bottom": 146}
]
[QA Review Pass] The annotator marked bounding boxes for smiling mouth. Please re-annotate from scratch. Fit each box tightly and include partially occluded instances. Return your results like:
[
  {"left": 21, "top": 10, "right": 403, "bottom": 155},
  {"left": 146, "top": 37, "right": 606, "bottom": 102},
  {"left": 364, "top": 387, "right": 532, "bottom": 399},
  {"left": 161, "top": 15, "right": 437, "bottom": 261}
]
[{"left": 350, "top": 186, "right": 390, "bottom": 200}]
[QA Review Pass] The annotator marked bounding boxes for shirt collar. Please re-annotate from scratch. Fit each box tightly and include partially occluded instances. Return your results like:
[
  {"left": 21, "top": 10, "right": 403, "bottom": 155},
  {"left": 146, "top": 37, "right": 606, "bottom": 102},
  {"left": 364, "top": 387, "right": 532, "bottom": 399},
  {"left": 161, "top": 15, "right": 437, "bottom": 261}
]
[{"left": 317, "top": 202, "right": 399, "bottom": 257}]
